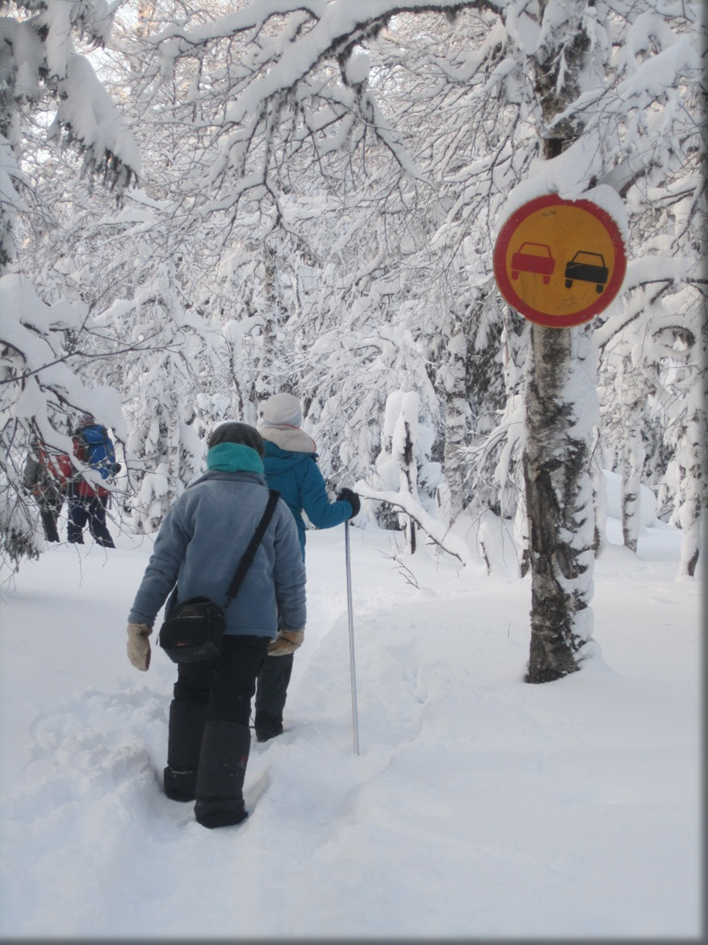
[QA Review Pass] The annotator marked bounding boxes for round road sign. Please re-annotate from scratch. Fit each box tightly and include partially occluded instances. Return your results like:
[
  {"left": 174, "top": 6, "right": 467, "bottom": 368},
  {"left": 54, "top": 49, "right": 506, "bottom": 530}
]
[{"left": 493, "top": 194, "right": 627, "bottom": 327}]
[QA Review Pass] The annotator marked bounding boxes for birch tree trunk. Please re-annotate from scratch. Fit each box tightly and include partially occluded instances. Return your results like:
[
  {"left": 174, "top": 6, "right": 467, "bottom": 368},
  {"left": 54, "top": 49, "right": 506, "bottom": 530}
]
[
  {"left": 524, "top": 323, "right": 598, "bottom": 682},
  {"left": 398, "top": 415, "right": 418, "bottom": 555},
  {"left": 621, "top": 401, "right": 644, "bottom": 553},
  {"left": 675, "top": 384, "right": 705, "bottom": 579},
  {"left": 522, "top": 0, "right": 601, "bottom": 682},
  {"left": 392, "top": 392, "right": 421, "bottom": 555},
  {"left": 440, "top": 322, "right": 469, "bottom": 525}
]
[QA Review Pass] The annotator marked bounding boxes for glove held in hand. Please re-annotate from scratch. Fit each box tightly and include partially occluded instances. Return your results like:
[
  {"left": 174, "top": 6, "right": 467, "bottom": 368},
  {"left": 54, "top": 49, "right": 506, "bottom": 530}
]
[
  {"left": 336, "top": 487, "right": 361, "bottom": 518},
  {"left": 267, "top": 629, "right": 304, "bottom": 657},
  {"left": 127, "top": 622, "right": 152, "bottom": 671}
]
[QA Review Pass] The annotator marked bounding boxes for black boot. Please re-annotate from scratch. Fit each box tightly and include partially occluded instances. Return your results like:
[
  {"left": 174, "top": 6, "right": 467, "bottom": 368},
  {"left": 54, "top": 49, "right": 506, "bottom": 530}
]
[
  {"left": 254, "top": 710, "right": 283, "bottom": 743},
  {"left": 164, "top": 768, "right": 198, "bottom": 802},
  {"left": 255, "top": 654, "right": 293, "bottom": 741},
  {"left": 164, "top": 700, "right": 208, "bottom": 802},
  {"left": 194, "top": 720, "right": 251, "bottom": 828}
]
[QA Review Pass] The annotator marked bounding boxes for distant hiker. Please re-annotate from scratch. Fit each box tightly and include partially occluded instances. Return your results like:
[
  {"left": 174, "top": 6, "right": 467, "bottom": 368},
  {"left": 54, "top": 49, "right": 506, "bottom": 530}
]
[
  {"left": 66, "top": 415, "right": 119, "bottom": 548},
  {"left": 126, "top": 421, "right": 306, "bottom": 829},
  {"left": 254, "top": 391, "right": 360, "bottom": 743},
  {"left": 22, "top": 437, "right": 71, "bottom": 543}
]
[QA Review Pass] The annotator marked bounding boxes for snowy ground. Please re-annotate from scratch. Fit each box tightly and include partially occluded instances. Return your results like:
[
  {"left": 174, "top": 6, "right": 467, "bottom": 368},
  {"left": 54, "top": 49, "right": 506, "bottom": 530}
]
[{"left": 0, "top": 489, "right": 702, "bottom": 939}]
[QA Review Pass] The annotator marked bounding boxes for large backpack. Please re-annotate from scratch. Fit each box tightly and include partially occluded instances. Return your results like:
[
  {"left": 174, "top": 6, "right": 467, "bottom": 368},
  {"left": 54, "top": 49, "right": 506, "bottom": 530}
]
[
  {"left": 41, "top": 445, "right": 72, "bottom": 488},
  {"left": 77, "top": 424, "right": 117, "bottom": 480}
]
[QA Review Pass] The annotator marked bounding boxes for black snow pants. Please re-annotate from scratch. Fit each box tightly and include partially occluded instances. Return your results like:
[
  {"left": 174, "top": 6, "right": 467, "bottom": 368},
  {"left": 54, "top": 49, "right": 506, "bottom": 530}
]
[
  {"left": 165, "top": 634, "right": 270, "bottom": 827},
  {"left": 36, "top": 491, "right": 64, "bottom": 543},
  {"left": 255, "top": 651, "right": 294, "bottom": 727},
  {"left": 67, "top": 492, "right": 114, "bottom": 547}
]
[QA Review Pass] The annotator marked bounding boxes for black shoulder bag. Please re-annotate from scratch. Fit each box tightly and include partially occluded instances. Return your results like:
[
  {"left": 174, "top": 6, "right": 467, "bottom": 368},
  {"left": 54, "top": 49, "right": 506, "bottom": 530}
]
[{"left": 158, "top": 490, "right": 280, "bottom": 664}]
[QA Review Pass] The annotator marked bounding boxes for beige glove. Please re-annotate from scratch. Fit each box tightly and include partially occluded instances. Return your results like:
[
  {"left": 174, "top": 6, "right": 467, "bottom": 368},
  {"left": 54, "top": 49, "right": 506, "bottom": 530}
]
[
  {"left": 127, "top": 622, "right": 152, "bottom": 671},
  {"left": 267, "top": 629, "right": 304, "bottom": 657}
]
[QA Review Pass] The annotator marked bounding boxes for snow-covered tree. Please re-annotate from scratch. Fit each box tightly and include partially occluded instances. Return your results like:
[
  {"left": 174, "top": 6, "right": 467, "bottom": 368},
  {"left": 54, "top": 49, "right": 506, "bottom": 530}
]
[
  {"left": 5, "top": 0, "right": 703, "bottom": 605},
  {"left": 0, "top": 274, "right": 126, "bottom": 566},
  {"left": 367, "top": 390, "right": 434, "bottom": 553},
  {"left": 0, "top": 0, "right": 140, "bottom": 269},
  {"left": 96, "top": 263, "right": 222, "bottom": 531},
  {"left": 0, "top": 0, "right": 141, "bottom": 564},
  {"left": 592, "top": 5, "right": 707, "bottom": 573}
]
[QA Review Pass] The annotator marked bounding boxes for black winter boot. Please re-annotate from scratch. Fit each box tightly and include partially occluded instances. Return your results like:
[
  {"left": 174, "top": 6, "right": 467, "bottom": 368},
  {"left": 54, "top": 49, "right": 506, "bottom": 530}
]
[
  {"left": 164, "top": 768, "right": 198, "bottom": 802},
  {"left": 254, "top": 710, "right": 283, "bottom": 743},
  {"left": 164, "top": 700, "right": 208, "bottom": 802},
  {"left": 194, "top": 720, "right": 251, "bottom": 828}
]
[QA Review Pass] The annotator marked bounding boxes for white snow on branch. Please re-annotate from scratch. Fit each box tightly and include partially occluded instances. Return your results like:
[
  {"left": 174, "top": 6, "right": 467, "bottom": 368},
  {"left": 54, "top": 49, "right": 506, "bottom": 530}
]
[
  {"left": 48, "top": 55, "right": 141, "bottom": 181},
  {"left": 357, "top": 481, "right": 479, "bottom": 567},
  {"left": 0, "top": 274, "right": 127, "bottom": 440}
]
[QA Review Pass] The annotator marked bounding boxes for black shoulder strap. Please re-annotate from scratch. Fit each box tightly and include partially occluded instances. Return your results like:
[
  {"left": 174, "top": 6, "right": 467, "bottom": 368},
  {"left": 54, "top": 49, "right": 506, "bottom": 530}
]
[{"left": 224, "top": 489, "right": 280, "bottom": 604}]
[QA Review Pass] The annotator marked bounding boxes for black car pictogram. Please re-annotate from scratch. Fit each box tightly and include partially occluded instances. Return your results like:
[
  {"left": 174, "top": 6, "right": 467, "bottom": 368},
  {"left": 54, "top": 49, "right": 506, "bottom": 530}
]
[{"left": 564, "top": 251, "right": 609, "bottom": 293}]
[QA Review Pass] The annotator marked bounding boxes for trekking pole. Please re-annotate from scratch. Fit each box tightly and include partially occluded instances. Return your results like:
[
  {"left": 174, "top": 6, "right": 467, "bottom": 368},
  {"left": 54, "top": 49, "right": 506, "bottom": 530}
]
[{"left": 344, "top": 519, "right": 360, "bottom": 755}]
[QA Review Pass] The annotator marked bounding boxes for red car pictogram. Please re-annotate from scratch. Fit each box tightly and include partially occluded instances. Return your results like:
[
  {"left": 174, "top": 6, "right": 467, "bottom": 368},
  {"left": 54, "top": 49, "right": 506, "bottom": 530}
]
[{"left": 510, "top": 242, "right": 556, "bottom": 285}]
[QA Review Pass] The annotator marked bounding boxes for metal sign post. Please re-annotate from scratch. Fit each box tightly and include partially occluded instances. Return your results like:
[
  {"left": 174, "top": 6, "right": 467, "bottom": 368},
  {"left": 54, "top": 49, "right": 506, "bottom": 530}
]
[{"left": 344, "top": 520, "right": 360, "bottom": 755}]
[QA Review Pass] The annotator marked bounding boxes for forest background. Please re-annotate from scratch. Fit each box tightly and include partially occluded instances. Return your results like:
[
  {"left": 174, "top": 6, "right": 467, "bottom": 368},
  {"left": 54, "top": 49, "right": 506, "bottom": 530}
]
[{"left": 1, "top": 0, "right": 705, "bottom": 619}]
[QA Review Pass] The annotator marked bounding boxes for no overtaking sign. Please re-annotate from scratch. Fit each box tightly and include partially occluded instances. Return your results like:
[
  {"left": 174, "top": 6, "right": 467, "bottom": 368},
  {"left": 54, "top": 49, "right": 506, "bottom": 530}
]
[{"left": 493, "top": 194, "right": 627, "bottom": 328}]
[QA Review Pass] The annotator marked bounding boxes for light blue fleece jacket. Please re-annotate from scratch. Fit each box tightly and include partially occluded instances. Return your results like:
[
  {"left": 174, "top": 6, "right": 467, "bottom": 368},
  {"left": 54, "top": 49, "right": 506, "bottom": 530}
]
[{"left": 128, "top": 445, "right": 306, "bottom": 637}]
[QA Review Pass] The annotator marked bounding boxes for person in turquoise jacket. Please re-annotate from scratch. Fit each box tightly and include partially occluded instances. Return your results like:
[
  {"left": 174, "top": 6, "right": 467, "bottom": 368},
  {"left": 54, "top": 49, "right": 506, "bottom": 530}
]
[{"left": 254, "top": 392, "right": 360, "bottom": 742}]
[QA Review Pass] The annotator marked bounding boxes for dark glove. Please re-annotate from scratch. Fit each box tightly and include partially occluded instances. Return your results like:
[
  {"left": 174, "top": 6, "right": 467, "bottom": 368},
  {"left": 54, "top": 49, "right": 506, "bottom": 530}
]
[{"left": 337, "top": 488, "right": 360, "bottom": 518}]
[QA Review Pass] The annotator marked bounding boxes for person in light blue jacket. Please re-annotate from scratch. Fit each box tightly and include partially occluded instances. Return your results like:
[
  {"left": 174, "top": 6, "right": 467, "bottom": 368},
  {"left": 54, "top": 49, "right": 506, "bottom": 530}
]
[
  {"left": 254, "top": 392, "right": 360, "bottom": 742},
  {"left": 125, "top": 421, "right": 306, "bottom": 828}
]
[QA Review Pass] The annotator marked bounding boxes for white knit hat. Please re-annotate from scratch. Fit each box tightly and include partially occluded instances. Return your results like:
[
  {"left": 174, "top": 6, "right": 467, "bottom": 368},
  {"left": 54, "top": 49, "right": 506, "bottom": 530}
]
[{"left": 261, "top": 392, "right": 302, "bottom": 428}]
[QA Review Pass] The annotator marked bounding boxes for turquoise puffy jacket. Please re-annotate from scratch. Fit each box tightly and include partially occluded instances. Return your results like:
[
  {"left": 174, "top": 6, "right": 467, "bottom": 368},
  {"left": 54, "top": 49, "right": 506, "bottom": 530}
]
[{"left": 263, "top": 441, "right": 353, "bottom": 558}]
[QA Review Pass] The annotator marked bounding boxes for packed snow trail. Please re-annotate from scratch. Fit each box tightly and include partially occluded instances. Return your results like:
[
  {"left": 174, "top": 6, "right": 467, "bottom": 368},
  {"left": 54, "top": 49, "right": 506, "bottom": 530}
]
[{"left": 0, "top": 520, "right": 701, "bottom": 937}]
